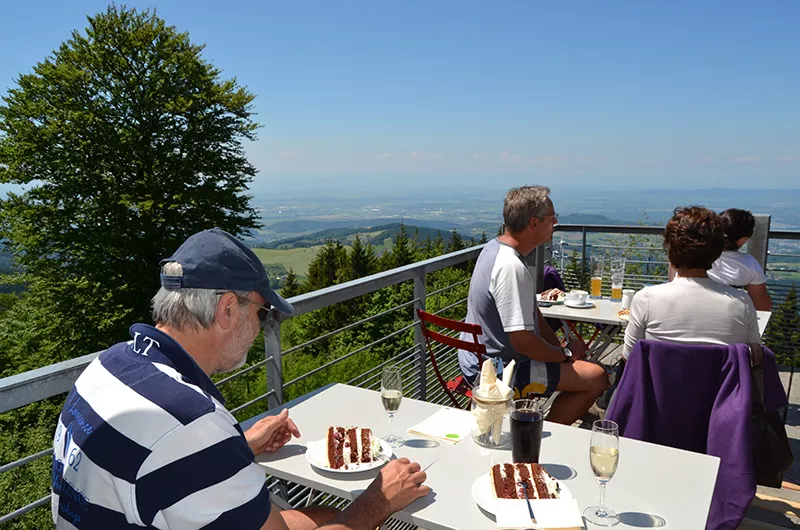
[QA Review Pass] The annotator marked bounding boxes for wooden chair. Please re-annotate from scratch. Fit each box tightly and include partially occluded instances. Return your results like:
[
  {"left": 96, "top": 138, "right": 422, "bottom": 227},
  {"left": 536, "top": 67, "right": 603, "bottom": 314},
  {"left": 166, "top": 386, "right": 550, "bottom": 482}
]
[{"left": 417, "top": 309, "right": 485, "bottom": 409}]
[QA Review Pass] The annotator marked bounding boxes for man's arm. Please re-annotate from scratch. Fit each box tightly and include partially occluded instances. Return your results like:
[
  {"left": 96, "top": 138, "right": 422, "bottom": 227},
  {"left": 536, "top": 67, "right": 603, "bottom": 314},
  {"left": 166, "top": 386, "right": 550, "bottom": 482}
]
[
  {"left": 537, "top": 310, "right": 562, "bottom": 348},
  {"left": 746, "top": 283, "right": 773, "bottom": 311},
  {"left": 260, "top": 459, "right": 429, "bottom": 530},
  {"left": 508, "top": 329, "right": 567, "bottom": 363}
]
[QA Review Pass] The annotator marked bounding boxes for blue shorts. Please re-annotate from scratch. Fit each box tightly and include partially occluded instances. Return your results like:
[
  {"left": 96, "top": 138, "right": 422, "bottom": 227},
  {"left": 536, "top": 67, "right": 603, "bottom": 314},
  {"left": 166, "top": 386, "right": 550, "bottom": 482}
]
[
  {"left": 465, "top": 359, "right": 560, "bottom": 398},
  {"left": 512, "top": 360, "right": 561, "bottom": 398}
]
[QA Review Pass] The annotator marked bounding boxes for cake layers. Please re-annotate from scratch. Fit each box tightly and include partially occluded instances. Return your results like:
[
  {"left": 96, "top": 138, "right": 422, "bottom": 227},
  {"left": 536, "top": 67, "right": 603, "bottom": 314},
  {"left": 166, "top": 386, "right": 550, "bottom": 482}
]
[
  {"left": 326, "top": 426, "right": 378, "bottom": 469},
  {"left": 491, "top": 463, "right": 560, "bottom": 500}
]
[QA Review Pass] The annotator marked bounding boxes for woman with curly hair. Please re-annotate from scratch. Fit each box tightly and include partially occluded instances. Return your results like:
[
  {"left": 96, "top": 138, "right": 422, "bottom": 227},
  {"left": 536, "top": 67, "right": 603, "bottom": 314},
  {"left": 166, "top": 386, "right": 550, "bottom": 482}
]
[
  {"left": 621, "top": 206, "right": 760, "bottom": 360},
  {"left": 707, "top": 208, "right": 773, "bottom": 311}
]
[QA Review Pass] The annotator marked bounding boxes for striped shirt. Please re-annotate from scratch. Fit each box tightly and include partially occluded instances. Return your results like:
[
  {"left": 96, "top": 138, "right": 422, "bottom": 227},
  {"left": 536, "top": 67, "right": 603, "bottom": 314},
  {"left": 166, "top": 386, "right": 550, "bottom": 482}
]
[{"left": 51, "top": 324, "right": 271, "bottom": 529}]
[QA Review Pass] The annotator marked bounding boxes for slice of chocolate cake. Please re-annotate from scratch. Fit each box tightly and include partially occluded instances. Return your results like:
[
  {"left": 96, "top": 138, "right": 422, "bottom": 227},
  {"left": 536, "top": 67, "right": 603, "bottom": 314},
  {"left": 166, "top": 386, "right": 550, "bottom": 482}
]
[
  {"left": 490, "top": 463, "right": 560, "bottom": 499},
  {"left": 326, "top": 426, "right": 381, "bottom": 469}
]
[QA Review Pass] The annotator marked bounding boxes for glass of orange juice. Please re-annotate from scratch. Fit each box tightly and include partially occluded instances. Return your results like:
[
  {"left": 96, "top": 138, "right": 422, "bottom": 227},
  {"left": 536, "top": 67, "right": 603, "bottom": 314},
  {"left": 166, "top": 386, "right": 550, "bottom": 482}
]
[
  {"left": 590, "top": 257, "right": 603, "bottom": 299},
  {"left": 610, "top": 258, "right": 625, "bottom": 301}
]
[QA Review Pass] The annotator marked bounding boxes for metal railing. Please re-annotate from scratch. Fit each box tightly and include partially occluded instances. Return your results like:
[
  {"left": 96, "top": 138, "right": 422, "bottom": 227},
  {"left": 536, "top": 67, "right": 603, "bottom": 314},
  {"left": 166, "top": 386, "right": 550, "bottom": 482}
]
[
  {"left": 2, "top": 223, "right": 800, "bottom": 527},
  {"left": 0, "top": 245, "right": 483, "bottom": 527}
]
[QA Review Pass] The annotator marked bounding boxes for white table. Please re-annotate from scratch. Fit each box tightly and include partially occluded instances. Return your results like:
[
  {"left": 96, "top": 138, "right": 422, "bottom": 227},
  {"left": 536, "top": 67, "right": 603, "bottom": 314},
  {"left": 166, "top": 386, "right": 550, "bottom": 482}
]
[
  {"left": 757, "top": 310, "right": 771, "bottom": 338},
  {"left": 246, "top": 384, "right": 720, "bottom": 529},
  {"left": 539, "top": 299, "right": 627, "bottom": 360}
]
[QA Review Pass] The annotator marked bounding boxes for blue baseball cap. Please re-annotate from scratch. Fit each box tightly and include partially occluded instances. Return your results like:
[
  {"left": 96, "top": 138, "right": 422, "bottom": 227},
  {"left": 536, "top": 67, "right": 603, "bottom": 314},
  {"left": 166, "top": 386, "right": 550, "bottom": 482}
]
[{"left": 160, "top": 228, "right": 294, "bottom": 315}]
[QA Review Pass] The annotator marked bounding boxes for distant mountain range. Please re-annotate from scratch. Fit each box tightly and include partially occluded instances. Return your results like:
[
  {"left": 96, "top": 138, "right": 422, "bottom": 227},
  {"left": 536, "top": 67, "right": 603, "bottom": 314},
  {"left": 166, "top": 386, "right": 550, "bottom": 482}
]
[
  {"left": 254, "top": 223, "right": 478, "bottom": 250},
  {"left": 261, "top": 213, "right": 628, "bottom": 236},
  {"left": 253, "top": 214, "right": 632, "bottom": 250}
]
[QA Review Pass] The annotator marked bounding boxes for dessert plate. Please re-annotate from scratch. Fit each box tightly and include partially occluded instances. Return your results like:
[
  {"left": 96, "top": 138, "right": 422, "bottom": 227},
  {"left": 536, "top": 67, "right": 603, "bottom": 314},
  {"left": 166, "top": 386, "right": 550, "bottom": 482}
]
[
  {"left": 471, "top": 472, "right": 573, "bottom": 516},
  {"left": 305, "top": 437, "right": 392, "bottom": 473}
]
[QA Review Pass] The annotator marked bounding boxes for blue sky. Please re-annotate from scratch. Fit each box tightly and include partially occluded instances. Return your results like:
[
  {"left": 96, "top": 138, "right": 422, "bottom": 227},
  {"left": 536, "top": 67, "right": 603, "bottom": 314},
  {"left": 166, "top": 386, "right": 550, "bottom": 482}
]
[{"left": 1, "top": 1, "right": 798, "bottom": 194}]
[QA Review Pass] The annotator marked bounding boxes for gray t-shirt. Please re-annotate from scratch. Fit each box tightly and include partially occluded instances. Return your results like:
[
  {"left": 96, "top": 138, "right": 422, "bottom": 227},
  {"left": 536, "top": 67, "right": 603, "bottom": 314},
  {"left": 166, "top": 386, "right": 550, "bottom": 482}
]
[{"left": 458, "top": 238, "right": 540, "bottom": 380}]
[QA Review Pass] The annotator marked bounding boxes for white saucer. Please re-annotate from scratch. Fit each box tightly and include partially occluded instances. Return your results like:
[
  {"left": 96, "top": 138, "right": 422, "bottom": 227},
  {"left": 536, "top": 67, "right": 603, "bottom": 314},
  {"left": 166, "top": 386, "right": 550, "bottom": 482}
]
[{"left": 564, "top": 300, "right": 595, "bottom": 309}]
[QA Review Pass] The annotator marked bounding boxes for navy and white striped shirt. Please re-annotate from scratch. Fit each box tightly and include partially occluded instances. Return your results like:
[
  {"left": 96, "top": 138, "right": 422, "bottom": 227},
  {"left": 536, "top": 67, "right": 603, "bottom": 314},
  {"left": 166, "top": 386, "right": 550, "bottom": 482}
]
[{"left": 51, "top": 324, "right": 271, "bottom": 529}]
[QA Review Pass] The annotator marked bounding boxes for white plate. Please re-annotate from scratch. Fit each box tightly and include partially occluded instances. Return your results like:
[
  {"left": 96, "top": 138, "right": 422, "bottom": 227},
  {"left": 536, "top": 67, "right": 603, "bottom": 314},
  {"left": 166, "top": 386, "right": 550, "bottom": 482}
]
[
  {"left": 305, "top": 437, "right": 392, "bottom": 473},
  {"left": 564, "top": 300, "right": 595, "bottom": 309},
  {"left": 471, "top": 472, "right": 573, "bottom": 517}
]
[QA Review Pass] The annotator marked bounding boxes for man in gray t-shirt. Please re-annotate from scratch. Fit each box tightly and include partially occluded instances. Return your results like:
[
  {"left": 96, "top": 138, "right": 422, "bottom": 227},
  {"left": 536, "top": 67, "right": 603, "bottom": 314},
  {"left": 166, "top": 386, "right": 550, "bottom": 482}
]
[{"left": 458, "top": 186, "right": 607, "bottom": 425}]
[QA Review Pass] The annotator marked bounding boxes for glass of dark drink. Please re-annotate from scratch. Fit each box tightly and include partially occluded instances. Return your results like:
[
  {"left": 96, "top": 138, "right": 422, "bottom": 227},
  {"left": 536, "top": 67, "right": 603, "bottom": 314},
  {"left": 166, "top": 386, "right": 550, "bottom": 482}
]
[{"left": 510, "top": 399, "right": 544, "bottom": 463}]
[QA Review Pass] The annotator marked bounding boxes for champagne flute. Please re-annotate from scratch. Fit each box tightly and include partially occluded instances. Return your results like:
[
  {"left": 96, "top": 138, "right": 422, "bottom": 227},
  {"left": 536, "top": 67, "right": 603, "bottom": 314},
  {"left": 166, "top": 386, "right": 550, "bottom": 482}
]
[
  {"left": 583, "top": 419, "right": 620, "bottom": 526},
  {"left": 381, "top": 366, "right": 404, "bottom": 448}
]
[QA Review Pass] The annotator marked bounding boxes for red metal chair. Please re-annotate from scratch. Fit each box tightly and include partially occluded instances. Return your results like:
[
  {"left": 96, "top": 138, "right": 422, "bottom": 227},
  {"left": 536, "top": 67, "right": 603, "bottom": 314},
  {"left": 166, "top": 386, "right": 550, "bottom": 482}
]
[{"left": 417, "top": 309, "right": 485, "bottom": 409}]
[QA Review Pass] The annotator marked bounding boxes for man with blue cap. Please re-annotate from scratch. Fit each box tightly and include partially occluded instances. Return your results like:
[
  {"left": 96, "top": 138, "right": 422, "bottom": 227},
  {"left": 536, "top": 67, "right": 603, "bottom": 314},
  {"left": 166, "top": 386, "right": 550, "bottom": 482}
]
[{"left": 51, "top": 228, "right": 429, "bottom": 530}]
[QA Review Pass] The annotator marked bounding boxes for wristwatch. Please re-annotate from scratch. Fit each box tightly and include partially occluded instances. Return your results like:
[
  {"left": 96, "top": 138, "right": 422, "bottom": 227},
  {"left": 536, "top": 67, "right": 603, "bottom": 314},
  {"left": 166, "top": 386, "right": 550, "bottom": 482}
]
[{"left": 562, "top": 347, "right": 573, "bottom": 363}]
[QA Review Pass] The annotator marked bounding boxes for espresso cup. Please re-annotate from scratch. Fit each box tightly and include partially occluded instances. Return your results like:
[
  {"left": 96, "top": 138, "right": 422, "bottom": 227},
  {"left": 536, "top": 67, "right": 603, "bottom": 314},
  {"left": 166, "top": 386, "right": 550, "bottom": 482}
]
[{"left": 567, "top": 289, "right": 589, "bottom": 305}]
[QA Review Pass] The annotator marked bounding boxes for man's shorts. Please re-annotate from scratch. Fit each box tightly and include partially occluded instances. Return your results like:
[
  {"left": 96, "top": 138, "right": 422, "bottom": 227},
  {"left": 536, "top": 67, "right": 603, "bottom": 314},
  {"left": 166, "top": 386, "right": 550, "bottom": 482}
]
[{"left": 512, "top": 360, "right": 561, "bottom": 398}]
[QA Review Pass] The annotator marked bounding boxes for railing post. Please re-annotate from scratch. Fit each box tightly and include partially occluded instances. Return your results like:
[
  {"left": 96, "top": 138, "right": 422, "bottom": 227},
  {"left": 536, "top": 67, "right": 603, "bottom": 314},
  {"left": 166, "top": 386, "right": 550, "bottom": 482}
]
[
  {"left": 264, "top": 312, "right": 283, "bottom": 409},
  {"left": 581, "top": 226, "right": 588, "bottom": 277},
  {"left": 532, "top": 244, "right": 545, "bottom": 293},
  {"left": 749, "top": 214, "right": 771, "bottom": 270},
  {"left": 413, "top": 271, "right": 427, "bottom": 401}
]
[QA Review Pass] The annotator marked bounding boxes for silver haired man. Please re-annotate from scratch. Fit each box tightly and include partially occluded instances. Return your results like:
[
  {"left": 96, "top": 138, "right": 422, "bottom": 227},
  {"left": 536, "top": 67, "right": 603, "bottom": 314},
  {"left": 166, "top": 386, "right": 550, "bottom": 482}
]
[
  {"left": 458, "top": 186, "right": 607, "bottom": 425},
  {"left": 52, "top": 228, "right": 429, "bottom": 530}
]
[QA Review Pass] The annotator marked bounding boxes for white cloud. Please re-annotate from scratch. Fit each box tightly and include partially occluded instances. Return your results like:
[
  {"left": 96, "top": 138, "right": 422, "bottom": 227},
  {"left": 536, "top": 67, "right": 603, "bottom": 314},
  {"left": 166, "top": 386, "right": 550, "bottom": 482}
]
[
  {"left": 499, "top": 150, "right": 520, "bottom": 163},
  {"left": 470, "top": 152, "right": 486, "bottom": 159},
  {"left": 735, "top": 156, "right": 759, "bottom": 163},
  {"left": 376, "top": 152, "right": 398, "bottom": 160},
  {"left": 779, "top": 156, "right": 795, "bottom": 162}
]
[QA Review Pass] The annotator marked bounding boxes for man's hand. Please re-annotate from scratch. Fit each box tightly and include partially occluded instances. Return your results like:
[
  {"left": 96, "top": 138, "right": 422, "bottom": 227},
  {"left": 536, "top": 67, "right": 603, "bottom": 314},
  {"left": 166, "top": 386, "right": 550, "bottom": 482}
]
[
  {"left": 245, "top": 409, "right": 300, "bottom": 455},
  {"left": 323, "top": 458, "right": 430, "bottom": 529},
  {"left": 568, "top": 337, "right": 587, "bottom": 361},
  {"left": 368, "top": 458, "right": 430, "bottom": 514}
]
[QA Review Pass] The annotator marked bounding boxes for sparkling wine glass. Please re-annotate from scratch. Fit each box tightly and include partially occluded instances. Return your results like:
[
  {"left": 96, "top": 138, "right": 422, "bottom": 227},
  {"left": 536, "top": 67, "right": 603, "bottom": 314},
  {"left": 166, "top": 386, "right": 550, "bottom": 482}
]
[
  {"left": 381, "top": 366, "right": 404, "bottom": 448},
  {"left": 584, "top": 419, "right": 620, "bottom": 526}
]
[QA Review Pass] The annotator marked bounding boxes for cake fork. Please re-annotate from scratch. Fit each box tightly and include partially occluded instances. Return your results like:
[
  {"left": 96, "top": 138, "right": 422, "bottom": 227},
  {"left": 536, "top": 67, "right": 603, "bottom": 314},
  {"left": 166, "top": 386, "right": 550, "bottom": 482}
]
[{"left": 517, "top": 481, "right": 536, "bottom": 523}]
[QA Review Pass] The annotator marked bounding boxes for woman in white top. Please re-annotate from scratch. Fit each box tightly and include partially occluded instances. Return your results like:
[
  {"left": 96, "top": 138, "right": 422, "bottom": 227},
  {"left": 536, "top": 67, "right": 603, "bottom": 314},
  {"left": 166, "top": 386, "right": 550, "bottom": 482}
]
[
  {"left": 622, "top": 206, "right": 760, "bottom": 360},
  {"left": 707, "top": 208, "right": 773, "bottom": 311}
]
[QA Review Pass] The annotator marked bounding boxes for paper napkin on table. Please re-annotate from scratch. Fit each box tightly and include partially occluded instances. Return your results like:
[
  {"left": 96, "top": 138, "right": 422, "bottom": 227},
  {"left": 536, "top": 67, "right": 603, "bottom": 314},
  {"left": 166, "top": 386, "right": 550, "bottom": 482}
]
[
  {"left": 495, "top": 498, "right": 584, "bottom": 530},
  {"left": 405, "top": 407, "right": 473, "bottom": 444}
]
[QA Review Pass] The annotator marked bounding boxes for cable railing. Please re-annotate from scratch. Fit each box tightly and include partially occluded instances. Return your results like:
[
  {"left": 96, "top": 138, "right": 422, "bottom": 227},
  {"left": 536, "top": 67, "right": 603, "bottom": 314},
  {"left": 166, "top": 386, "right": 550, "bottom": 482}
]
[{"left": 1, "top": 224, "right": 799, "bottom": 527}]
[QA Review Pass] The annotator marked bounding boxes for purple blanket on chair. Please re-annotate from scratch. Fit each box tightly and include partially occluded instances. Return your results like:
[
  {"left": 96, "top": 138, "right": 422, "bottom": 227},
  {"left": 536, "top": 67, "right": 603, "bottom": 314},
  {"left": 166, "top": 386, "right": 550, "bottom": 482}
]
[{"left": 606, "top": 340, "right": 788, "bottom": 530}]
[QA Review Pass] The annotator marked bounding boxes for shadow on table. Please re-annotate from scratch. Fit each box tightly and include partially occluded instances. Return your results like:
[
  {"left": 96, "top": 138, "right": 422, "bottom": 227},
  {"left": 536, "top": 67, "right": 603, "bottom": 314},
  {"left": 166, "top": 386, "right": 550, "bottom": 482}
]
[
  {"left": 542, "top": 463, "right": 577, "bottom": 481},
  {"left": 404, "top": 439, "right": 440, "bottom": 449},
  {"left": 257, "top": 444, "right": 307, "bottom": 463},
  {"left": 618, "top": 512, "right": 667, "bottom": 527}
]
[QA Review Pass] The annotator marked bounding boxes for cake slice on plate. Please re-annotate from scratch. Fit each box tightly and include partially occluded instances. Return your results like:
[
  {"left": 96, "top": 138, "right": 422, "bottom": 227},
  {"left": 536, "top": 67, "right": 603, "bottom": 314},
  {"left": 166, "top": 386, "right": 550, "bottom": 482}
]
[
  {"left": 326, "top": 426, "right": 382, "bottom": 470},
  {"left": 491, "top": 463, "right": 560, "bottom": 499}
]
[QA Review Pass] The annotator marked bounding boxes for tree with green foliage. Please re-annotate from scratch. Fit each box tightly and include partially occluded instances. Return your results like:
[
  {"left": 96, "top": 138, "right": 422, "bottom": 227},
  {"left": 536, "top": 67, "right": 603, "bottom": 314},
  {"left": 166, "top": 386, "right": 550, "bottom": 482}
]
[
  {"left": 281, "top": 268, "right": 302, "bottom": 298},
  {"left": 0, "top": 6, "right": 260, "bottom": 527},
  {"left": 448, "top": 228, "right": 465, "bottom": 252},
  {"left": 305, "top": 240, "right": 347, "bottom": 291},
  {"left": 345, "top": 235, "right": 377, "bottom": 281},
  {"left": 479, "top": 231, "right": 488, "bottom": 244},
  {"left": 0, "top": 5, "right": 259, "bottom": 366},
  {"left": 391, "top": 223, "right": 415, "bottom": 268},
  {"left": 763, "top": 285, "right": 800, "bottom": 366},
  {"left": 434, "top": 231, "right": 446, "bottom": 255}
]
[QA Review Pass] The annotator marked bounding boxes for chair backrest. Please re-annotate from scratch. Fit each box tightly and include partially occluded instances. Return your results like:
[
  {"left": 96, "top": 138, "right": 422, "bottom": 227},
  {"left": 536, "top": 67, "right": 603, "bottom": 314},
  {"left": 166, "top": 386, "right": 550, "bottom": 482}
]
[
  {"left": 606, "top": 340, "right": 788, "bottom": 530},
  {"left": 417, "top": 310, "right": 486, "bottom": 408}
]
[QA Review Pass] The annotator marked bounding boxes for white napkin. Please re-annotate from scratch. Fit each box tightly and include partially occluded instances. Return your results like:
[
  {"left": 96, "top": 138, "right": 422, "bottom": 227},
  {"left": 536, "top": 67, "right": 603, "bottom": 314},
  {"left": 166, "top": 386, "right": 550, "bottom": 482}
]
[
  {"left": 406, "top": 407, "right": 473, "bottom": 444},
  {"left": 494, "top": 498, "right": 584, "bottom": 530}
]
